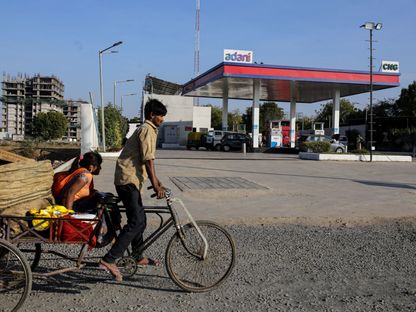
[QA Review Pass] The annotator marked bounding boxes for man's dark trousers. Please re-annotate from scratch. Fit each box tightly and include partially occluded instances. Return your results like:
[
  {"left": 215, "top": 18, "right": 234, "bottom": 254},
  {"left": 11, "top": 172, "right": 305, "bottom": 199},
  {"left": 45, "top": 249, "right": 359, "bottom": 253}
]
[{"left": 103, "top": 183, "right": 146, "bottom": 263}]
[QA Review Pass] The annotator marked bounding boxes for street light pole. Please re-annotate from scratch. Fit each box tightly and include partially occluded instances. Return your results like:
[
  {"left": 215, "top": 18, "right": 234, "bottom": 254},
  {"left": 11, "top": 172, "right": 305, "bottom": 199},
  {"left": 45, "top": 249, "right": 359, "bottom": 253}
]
[
  {"left": 99, "top": 41, "right": 123, "bottom": 152},
  {"left": 369, "top": 27, "right": 373, "bottom": 162},
  {"left": 114, "top": 79, "right": 134, "bottom": 109},
  {"left": 361, "top": 22, "right": 382, "bottom": 162},
  {"left": 121, "top": 93, "right": 138, "bottom": 112}
]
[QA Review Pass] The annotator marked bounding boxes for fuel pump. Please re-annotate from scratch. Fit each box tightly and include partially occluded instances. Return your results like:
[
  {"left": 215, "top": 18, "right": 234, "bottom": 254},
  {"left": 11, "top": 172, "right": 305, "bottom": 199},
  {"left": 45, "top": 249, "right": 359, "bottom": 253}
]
[
  {"left": 313, "top": 122, "right": 325, "bottom": 136},
  {"left": 269, "top": 120, "right": 282, "bottom": 148}
]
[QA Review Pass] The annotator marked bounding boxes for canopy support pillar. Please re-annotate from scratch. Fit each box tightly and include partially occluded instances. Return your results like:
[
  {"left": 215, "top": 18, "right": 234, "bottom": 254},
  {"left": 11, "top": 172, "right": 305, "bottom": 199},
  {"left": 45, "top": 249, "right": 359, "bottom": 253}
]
[
  {"left": 252, "top": 79, "right": 260, "bottom": 149},
  {"left": 332, "top": 88, "right": 340, "bottom": 135},
  {"left": 222, "top": 90, "right": 228, "bottom": 131},
  {"left": 290, "top": 81, "right": 297, "bottom": 148}
]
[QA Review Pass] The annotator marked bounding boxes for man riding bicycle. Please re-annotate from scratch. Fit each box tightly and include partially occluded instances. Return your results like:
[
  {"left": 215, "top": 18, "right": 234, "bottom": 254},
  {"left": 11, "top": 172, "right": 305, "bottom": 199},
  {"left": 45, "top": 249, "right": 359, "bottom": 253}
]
[{"left": 100, "top": 99, "right": 167, "bottom": 282}]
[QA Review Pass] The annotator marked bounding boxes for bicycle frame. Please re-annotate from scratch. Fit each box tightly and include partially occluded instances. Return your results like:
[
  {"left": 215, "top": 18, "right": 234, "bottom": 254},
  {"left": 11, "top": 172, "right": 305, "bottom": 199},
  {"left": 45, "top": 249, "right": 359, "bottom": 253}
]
[
  {"left": 134, "top": 190, "right": 208, "bottom": 260},
  {"left": 0, "top": 189, "right": 209, "bottom": 278}
]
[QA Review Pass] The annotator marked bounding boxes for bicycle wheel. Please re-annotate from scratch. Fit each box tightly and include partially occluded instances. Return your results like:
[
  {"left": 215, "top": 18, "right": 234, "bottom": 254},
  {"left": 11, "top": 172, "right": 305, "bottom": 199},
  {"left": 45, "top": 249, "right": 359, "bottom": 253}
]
[
  {"left": 165, "top": 221, "right": 236, "bottom": 292},
  {"left": 0, "top": 238, "right": 32, "bottom": 312}
]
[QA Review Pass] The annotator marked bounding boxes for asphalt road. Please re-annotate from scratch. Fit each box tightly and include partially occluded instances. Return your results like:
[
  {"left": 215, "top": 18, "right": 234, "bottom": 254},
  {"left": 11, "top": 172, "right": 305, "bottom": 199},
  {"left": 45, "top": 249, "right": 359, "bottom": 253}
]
[
  {"left": 9, "top": 149, "right": 416, "bottom": 311},
  {"left": 19, "top": 220, "right": 416, "bottom": 312}
]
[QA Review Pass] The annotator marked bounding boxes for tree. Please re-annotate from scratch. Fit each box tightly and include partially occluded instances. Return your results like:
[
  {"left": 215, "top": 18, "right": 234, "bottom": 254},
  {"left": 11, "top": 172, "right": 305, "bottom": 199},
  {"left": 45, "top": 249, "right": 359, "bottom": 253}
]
[
  {"left": 242, "top": 107, "right": 253, "bottom": 133},
  {"left": 32, "top": 111, "right": 68, "bottom": 141},
  {"left": 209, "top": 105, "right": 223, "bottom": 130},
  {"left": 299, "top": 116, "right": 314, "bottom": 130},
  {"left": 259, "top": 102, "right": 284, "bottom": 132},
  {"left": 228, "top": 109, "right": 243, "bottom": 131},
  {"left": 242, "top": 102, "right": 284, "bottom": 133},
  {"left": 314, "top": 99, "right": 363, "bottom": 127},
  {"left": 129, "top": 116, "right": 141, "bottom": 123},
  {"left": 390, "top": 127, "right": 416, "bottom": 156},
  {"left": 395, "top": 81, "right": 416, "bottom": 116},
  {"left": 371, "top": 98, "right": 397, "bottom": 118},
  {"left": 98, "top": 103, "right": 129, "bottom": 149}
]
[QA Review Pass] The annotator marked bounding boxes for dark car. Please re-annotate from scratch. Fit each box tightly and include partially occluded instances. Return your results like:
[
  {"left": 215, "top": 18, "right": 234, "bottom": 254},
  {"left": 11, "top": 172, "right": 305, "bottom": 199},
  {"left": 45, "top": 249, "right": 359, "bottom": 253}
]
[{"left": 220, "top": 133, "right": 253, "bottom": 152}]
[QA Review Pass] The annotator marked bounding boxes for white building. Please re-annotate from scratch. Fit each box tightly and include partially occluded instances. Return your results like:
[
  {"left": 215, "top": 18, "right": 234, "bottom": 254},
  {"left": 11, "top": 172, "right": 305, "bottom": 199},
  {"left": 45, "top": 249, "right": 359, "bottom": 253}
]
[{"left": 142, "top": 94, "right": 211, "bottom": 147}]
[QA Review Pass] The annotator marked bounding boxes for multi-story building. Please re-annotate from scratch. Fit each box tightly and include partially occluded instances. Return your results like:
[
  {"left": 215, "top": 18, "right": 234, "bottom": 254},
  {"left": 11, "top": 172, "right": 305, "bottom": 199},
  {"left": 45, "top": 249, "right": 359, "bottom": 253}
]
[
  {"left": 1, "top": 75, "right": 26, "bottom": 139},
  {"left": 1, "top": 73, "right": 65, "bottom": 140},
  {"left": 63, "top": 100, "right": 84, "bottom": 142}
]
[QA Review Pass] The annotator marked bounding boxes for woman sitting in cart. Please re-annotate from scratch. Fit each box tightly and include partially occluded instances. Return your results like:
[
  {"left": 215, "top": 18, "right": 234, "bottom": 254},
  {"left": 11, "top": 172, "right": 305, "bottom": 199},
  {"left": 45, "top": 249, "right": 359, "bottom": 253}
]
[{"left": 52, "top": 151, "right": 102, "bottom": 213}]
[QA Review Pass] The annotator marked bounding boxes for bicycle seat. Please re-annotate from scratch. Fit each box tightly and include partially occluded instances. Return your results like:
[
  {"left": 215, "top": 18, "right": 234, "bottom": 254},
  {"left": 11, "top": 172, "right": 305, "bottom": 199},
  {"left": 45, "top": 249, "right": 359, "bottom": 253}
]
[{"left": 96, "top": 192, "right": 119, "bottom": 204}]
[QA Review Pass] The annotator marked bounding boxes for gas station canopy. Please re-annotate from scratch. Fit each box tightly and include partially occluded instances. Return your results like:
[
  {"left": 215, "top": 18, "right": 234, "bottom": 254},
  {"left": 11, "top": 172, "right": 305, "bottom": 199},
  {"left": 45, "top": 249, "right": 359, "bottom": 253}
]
[
  {"left": 181, "top": 62, "right": 400, "bottom": 149},
  {"left": 182, "top": 62, "right": 400, "bottom": 103}
]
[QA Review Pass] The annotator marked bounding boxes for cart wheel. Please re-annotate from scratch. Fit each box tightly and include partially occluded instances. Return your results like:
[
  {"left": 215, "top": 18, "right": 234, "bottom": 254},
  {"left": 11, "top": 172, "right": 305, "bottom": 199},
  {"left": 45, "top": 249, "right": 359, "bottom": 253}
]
[
  {"left": 116, "top": 256, "right": 137, "bottom": 277},
  {"left": 0, "top": 238, "right": 32, "bottom": 312},
  {"left": 165, "top": 221, "right": 236, "bottom": 292}
]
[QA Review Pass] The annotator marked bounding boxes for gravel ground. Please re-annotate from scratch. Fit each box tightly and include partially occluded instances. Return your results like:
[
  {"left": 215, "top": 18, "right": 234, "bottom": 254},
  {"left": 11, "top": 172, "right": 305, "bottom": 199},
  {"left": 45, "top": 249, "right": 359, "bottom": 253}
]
[{"left": 13, "top": 219, "right": 416, "bottom": 312}]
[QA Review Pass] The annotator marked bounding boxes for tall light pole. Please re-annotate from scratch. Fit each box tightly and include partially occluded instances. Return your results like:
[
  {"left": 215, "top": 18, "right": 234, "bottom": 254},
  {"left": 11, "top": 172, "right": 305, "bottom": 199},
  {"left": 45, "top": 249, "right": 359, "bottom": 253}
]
[
  {"left": 114, "top": 79, "right": 134, "bottom": 109},
  {"left": 360, "top": 22, "right": 382, "bottom": 162},
  {"left": 99, "top": 41, "right": 123, "bottom": 152},
  {"left": 121, "top": 93, "right": 138, "bottom": 112}
]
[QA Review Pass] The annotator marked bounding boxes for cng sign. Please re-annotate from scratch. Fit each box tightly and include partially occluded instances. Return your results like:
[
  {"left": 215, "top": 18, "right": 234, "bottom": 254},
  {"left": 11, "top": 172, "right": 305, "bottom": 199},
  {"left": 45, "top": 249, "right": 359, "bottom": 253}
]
[{"left": 381, "top": 61, "right": 399, "bottom": 73}]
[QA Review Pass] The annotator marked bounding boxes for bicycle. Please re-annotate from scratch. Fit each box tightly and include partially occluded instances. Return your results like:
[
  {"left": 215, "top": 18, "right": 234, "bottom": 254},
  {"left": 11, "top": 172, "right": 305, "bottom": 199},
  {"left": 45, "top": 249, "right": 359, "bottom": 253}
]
[{"left": 0, "top": 188, "right": 236, "bottom": 310}]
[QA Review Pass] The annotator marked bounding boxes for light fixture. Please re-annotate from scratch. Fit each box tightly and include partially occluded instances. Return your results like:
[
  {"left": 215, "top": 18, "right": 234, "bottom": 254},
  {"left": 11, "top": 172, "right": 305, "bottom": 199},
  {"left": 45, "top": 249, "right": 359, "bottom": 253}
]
[{"left": 361, "top": 22, "right": 374, "bottom": 30}]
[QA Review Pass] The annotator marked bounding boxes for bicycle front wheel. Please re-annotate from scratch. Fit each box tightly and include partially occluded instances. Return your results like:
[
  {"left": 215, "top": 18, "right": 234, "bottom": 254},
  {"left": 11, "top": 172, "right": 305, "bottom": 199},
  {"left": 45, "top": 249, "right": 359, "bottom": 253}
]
[
  {"left": 165, "top": 221, "right": 236, "bottom": 292},
  {"left": 0, "top": 238, "right": 32, "bottom": 312}
]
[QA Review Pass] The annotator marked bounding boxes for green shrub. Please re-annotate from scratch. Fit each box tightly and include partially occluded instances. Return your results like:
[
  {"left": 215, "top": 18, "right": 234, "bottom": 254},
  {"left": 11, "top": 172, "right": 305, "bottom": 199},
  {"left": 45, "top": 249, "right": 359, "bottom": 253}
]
[
  {"left": 0, "top": 140, "right": 12, "bottom": 146},
  {"left": 350, "top": 148, "right": 369, "bottom": 154},
  {"left": 17, "top": 140, "right": 40, "bottom": 159},
  {"left": 300, "top": 141, "right": 331, "bottom": 153}
]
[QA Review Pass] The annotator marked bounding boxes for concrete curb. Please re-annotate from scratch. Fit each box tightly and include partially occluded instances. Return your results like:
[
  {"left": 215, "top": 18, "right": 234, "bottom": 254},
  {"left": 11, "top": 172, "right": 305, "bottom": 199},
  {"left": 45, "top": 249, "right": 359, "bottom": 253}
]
[
  {"left": 100, "top": 152, "right": 121, "bottom": 158},
  {"left": 299, "top": 152, "right": 412, "bottom": 162}
]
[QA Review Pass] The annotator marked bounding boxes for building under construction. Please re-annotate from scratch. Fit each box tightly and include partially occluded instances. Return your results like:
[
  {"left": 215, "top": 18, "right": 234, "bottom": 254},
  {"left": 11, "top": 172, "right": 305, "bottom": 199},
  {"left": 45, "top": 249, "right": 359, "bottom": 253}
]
[
  {"left": 62, "top": 99, "right": 84, "bottom": 142},
  {"left": 1, "top": 73, "right": 65, "bottom": 140}
]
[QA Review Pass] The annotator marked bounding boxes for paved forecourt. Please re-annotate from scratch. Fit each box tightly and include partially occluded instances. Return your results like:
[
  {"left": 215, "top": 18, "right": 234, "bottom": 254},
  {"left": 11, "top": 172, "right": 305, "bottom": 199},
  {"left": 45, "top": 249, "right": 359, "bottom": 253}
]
[{"left": 95, "top": 149, "right": 416, "bottom": 225}]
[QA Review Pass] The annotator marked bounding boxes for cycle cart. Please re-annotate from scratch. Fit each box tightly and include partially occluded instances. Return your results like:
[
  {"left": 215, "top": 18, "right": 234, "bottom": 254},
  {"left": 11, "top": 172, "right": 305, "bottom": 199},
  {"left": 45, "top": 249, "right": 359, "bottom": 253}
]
[{"left": 0, "top": 189, "right": 236, "bottom": 311}]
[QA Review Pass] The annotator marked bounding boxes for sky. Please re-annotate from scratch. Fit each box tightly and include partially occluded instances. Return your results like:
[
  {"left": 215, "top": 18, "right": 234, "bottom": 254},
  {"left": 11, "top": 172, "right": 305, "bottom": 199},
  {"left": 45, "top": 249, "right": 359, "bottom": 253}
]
[{"left": 1, "top": 0, "right": 415, "bottom": 119}]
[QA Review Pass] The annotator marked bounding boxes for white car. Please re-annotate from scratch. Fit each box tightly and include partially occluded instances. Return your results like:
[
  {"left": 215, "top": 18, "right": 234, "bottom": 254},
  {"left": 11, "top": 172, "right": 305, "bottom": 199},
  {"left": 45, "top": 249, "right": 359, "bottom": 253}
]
[{"left": 205, "top": 130, "right": 229, "bottom": 151}]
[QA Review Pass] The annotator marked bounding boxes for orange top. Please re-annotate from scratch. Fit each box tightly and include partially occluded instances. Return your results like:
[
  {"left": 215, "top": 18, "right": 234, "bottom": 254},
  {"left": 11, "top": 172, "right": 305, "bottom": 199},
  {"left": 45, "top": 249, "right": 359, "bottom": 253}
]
[
  {"left": 52, "top": 168, "right": 94, "bottom": 202},
  {"left": 73, "top": 171, "right": 93, "bottom": 201}
]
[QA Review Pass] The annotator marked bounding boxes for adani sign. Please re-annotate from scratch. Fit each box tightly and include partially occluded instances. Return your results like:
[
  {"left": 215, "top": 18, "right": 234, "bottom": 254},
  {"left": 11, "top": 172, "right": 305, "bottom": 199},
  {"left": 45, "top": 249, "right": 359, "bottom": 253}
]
[{"left": 223, "top": 49, "right": 253, "bottom": 64}]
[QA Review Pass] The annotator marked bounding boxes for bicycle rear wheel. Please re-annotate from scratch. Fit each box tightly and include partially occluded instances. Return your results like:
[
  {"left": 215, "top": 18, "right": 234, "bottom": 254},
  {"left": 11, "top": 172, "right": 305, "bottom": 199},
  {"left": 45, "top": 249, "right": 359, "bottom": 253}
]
[
  {"left": 0, "top": 238, "right": 32, "bottom": 312},
  {"left": 165, "top": 221, "right": 235, "bottom": 292}
]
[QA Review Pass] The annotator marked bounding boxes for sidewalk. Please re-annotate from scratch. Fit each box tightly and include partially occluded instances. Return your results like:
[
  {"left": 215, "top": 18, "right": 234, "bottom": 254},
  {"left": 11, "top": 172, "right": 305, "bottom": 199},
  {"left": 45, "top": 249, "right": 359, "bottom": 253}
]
[{"left": 95, "top": 149, "right": 416, "bottom": 225}]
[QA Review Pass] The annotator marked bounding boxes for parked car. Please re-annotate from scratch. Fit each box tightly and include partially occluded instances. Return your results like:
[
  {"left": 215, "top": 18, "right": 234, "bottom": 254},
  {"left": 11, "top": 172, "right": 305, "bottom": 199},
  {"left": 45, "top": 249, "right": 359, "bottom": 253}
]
[
  {"left": 205, "top": 130, "right": 229, "bottom": 151},
  {"left": 298, "top": 134, "right": 347, "bottom": 153},
  {"left": 186, "top": 132, "right": 206, "bottom": 150},
  {"left": 220, "top": 133, "right": 253, "bottom": 152},
  {"left": 332, "top": 134, "right": 348, "bottom": 147}
]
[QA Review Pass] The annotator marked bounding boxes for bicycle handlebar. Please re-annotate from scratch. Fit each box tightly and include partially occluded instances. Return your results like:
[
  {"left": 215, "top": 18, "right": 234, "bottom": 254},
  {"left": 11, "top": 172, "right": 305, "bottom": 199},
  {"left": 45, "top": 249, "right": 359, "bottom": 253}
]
[{"left": 148, "top": 186, "right": 171, "bottom": 199}]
